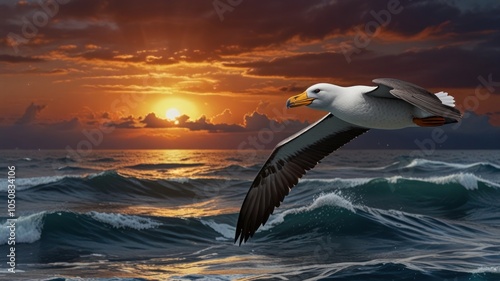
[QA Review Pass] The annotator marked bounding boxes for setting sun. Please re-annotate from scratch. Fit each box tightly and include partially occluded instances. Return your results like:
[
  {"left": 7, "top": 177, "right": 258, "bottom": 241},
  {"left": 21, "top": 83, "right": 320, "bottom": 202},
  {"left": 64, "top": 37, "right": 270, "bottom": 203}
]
[{"left": 166, "top": 108, "right": 181, "bottom": 124}]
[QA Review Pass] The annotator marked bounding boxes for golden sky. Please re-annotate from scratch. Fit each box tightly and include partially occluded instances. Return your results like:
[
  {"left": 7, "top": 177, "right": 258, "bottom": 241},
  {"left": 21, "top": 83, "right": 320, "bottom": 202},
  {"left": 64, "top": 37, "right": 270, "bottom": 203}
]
[{"left": 1, "top": 0, "right": 499, "bottom": 149}]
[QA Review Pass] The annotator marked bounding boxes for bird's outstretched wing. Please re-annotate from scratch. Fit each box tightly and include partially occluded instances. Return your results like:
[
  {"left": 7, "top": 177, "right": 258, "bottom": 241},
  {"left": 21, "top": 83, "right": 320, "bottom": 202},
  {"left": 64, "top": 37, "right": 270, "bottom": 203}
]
[
  {"left": 368, "top": 78, "right": 462, "bottom": 122},
  {"left": 235, "top": 113, "right": 368, "bottom": 245}
]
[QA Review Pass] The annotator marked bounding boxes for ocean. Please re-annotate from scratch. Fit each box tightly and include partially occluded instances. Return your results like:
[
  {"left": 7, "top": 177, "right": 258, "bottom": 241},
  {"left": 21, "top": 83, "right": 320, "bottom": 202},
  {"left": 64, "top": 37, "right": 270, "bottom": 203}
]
[{"left": 0, "top": 149, "right": 499, "bottom": 281}]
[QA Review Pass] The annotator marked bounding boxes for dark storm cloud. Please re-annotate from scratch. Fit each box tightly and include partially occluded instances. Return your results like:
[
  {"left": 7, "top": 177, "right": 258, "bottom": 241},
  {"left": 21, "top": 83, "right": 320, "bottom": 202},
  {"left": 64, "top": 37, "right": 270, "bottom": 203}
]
[
  {"left": 0, "top": 2, "right": 474, "bottom": 51},
  {"left": 44, "top": 117, "right": 81, "bottom": 131},
  {"left": 227, "top": 46, "right": 500, "bottom": 88},
  {"left": 1, "top": 0, "right": 499, "bottom": 77},
  {"left": 15, "top": 102, "right": 46, "bottom": 125},
  {"left": 0, "top": 54, "right": 44, "bottom": 63},
  {"left": 1, "top": 1, "right": 497, "bottom": 44},
  {"left": 11, "top": 102, "right": 80, "bottom": 130}
]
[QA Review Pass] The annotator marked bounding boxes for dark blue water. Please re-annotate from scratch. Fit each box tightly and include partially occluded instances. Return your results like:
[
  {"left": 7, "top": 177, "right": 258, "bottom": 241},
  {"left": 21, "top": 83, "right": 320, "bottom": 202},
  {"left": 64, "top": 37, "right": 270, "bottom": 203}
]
[{"left": 1, "top": 149, "right": 499, "bottom": 280}]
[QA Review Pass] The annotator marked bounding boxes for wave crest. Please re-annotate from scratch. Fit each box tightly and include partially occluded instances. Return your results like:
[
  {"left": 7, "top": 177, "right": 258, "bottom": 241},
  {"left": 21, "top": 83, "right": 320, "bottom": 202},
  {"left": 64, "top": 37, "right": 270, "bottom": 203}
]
[
  {"left": 88, "top": 211, "right": 162, "bottom": 230},
  {"left": 0, "top": 212, "right": 44, "bottom": 244},
  {"left": 0, "top": 211, "right": 162, "bottom": 245},
  {"left": 387, "top": 173, "right": 500, "bottom": 190}
]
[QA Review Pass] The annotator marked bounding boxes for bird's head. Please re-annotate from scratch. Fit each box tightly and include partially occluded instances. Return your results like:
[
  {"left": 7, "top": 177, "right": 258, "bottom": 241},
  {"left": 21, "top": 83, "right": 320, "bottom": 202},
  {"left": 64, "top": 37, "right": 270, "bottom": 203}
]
[{"left": 286, "top": 83, "right": 340, "bottom": 110}]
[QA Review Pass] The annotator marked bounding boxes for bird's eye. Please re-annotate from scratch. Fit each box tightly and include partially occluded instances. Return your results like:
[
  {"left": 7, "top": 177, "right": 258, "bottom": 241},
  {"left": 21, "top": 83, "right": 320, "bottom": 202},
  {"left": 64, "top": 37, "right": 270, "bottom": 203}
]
[{"left": 312, "top": 89, "right": 321, "bottom": 94}]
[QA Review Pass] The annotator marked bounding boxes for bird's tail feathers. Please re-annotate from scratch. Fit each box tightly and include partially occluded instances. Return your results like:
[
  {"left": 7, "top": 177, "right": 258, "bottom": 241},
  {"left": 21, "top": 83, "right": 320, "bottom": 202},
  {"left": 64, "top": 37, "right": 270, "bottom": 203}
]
[{"left": 435, "top": 91, "right": 455, "bottom": 108}]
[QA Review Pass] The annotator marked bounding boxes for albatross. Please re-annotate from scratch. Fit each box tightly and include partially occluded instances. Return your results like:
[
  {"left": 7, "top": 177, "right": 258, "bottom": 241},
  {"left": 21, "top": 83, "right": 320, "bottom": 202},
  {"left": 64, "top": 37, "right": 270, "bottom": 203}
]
[{"left": 235, "top": 78, "right": 462, "bottom": 245}]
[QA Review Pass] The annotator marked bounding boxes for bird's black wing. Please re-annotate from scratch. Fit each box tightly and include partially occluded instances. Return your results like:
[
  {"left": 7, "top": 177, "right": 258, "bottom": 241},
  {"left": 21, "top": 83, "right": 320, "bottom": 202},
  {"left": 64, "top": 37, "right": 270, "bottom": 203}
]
[
  {"left": 368, "top": 78, "right": 462, "bottom": 122},
  {"left": 235, "top": 113, "right": 368, "bottom": 245}
]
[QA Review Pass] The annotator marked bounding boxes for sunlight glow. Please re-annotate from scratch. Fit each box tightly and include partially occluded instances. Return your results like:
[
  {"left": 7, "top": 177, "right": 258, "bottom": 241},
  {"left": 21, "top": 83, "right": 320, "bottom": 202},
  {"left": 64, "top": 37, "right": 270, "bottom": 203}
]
[
  {"left": 166, "top": 108, "right": 181, "bottom": 124},
  {"left": 152, "top": 98, "right": 199, "bottom": 123}
]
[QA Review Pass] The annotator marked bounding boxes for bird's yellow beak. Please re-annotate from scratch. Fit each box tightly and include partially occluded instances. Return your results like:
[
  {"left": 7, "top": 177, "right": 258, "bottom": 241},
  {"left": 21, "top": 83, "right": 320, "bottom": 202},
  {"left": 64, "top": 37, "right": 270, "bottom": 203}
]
[{"left": 286, "top": 91, "right": 316, "bottom": 108}]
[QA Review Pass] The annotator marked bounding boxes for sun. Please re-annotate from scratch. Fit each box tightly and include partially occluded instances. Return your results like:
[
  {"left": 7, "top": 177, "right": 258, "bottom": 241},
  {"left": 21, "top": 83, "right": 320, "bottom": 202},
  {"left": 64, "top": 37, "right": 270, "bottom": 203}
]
[{"left": 166, "top": 108, "right": 181, "bottom": 124}]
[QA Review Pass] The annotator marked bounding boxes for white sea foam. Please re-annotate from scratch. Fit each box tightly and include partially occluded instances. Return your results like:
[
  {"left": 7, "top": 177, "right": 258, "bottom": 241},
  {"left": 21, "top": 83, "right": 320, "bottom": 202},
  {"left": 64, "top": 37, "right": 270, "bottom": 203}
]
[
  {"left": 0, "top": 212, "right": 45, "bottom": 245},
  {"left": 387, "top": 173, "right": 500, "bottom": 190},
  {"left": 87, "top": 170, "right": 118, "bottom": 179},
  {"left": 1, "top": 175, "right": 69, "bottom": 192},
  {"left": 300, "top": 172, "right": 498, "bottom": 191},
  {"left": 0, "top": 171, "right": 122, "bottom": 192},
  {"left": 405, "top": 158, "right": 500, "bottom": 170},
  {"left": 304, "top": 173, "right": 496, "bottom": 190},
  {"left": 301, "top": 177, "right": 373, "bottom": 188},
  {"left": 200, "top": 219, "right": 235, "bottom": 241},
  {"left": 307, "top": 192, "right": 356, "bottom": 213},
  {"left": 88, "top": 211, "right": 161, "bottom": 230}
]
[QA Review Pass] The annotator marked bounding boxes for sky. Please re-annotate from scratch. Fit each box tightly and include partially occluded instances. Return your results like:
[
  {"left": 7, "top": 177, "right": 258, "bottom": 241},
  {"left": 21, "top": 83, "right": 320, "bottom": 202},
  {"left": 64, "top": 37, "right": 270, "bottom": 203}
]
[{"left": 0, "top": 0, "right": 499, "bottom": 150}]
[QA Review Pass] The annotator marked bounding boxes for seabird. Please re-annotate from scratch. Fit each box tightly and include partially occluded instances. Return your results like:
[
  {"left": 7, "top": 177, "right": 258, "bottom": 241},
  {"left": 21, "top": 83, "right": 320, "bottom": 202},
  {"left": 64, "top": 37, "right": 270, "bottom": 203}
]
[{"left": 235, "top": 78, "right": 462, "bottom": 245}]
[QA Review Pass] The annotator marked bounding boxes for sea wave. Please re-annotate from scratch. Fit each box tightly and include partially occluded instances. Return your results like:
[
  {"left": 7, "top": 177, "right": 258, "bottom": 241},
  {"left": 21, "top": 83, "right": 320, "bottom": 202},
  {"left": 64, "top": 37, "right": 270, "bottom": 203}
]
[
  {"left": 1, "top": 170, "right": 123, "bottom": 191},
  {"left": 404, "top": 158, "right": 500, "bottom": 171},
  {"left": 261, "top": 192, "right": 355, "bottom": 231},
  {"left": 200, "top": 219, "right": 235, "bottom": 241},
  {"left": 0, "top": 211, "right": 161, "bottom": 245},
  {"left": 5, "top": 175, "right": 79, "bottom": 191},
  {"left": 7, "top": 171, "right": 200, "bottom": 200},
  {"left": 331, "top": 159, "right": 500, "bottom": 175},
  {"left": 88, "top": 157, "right": 117, "bottom": 163},
  {"left": 44, "top": 156, "right": 77, "bottom": 163},
  {"left": 387, "top": 172, "right": 500, "bottom": 190},
  {"left": 239, "top": 190, "right": 498, "bottom": 244},
  {"left": 88, "top": 211, "right": 162, "bottom": 230},
  {"left": 0, "top": 212, "right": 44, "bottom": 244},
  {"left": 56, "top": 165, "right": 96, "bottom": 172},
  {"left": 295, "top": 173, "right": 500, "bottom": 221},
  {"left": 300, "top": 172, "right": 500, "bottom": 190}
]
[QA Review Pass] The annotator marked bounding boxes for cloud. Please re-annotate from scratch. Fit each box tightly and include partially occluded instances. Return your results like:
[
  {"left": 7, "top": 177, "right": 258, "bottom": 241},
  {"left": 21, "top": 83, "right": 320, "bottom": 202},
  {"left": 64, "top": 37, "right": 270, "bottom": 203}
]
[
  {"left": 11, "top": 102, "right": 80, "bottom": 130},
  {"left": 0, "top": 54, "right": 44, "bottom": 63},
  {"left": 226, "top": 47, "right": 500, "bottom": 88},
  {"left": 15, "top": 103, "right": 46, "bottom": 125},
  {"left": 141, "top": 112, "right": 244, "bottom": 132},
  {"left": 256, "top": 101, "right": 270, "bottom": 113},
  {"left": 243, "top": 111, "right": 308, "bottom": 133},
  {"left": 279, "top": 83, "right": 307, "bottom": 93},
  {"left": 141, "top": 113, "right": 175, "bottom": 128},
  {"left": 181, "top": 115, "right": 245, "bottom": 133},
  {"left": 1, "top": 108, "right": 499, "bottom": 149},
  {"left": 0, "top": 0, "right": 499, "bottom": 150},
  {"left": 81, "top": 50, "right": 144, "bottom": 63},
  {"left": 45, "top": 117, "right": 81, "bottom": 131},
  {"left": 138, "top": 110, "right": 309, "bottom": 134},
  {"left": 106, "top": 120, "right": 139, "bottom": 129},
  {"left": 210, "top": 108, "right": 233, "bottom": 124},
  {"left": 1, "top": 0, "right": 498, "bottom": 89}
]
